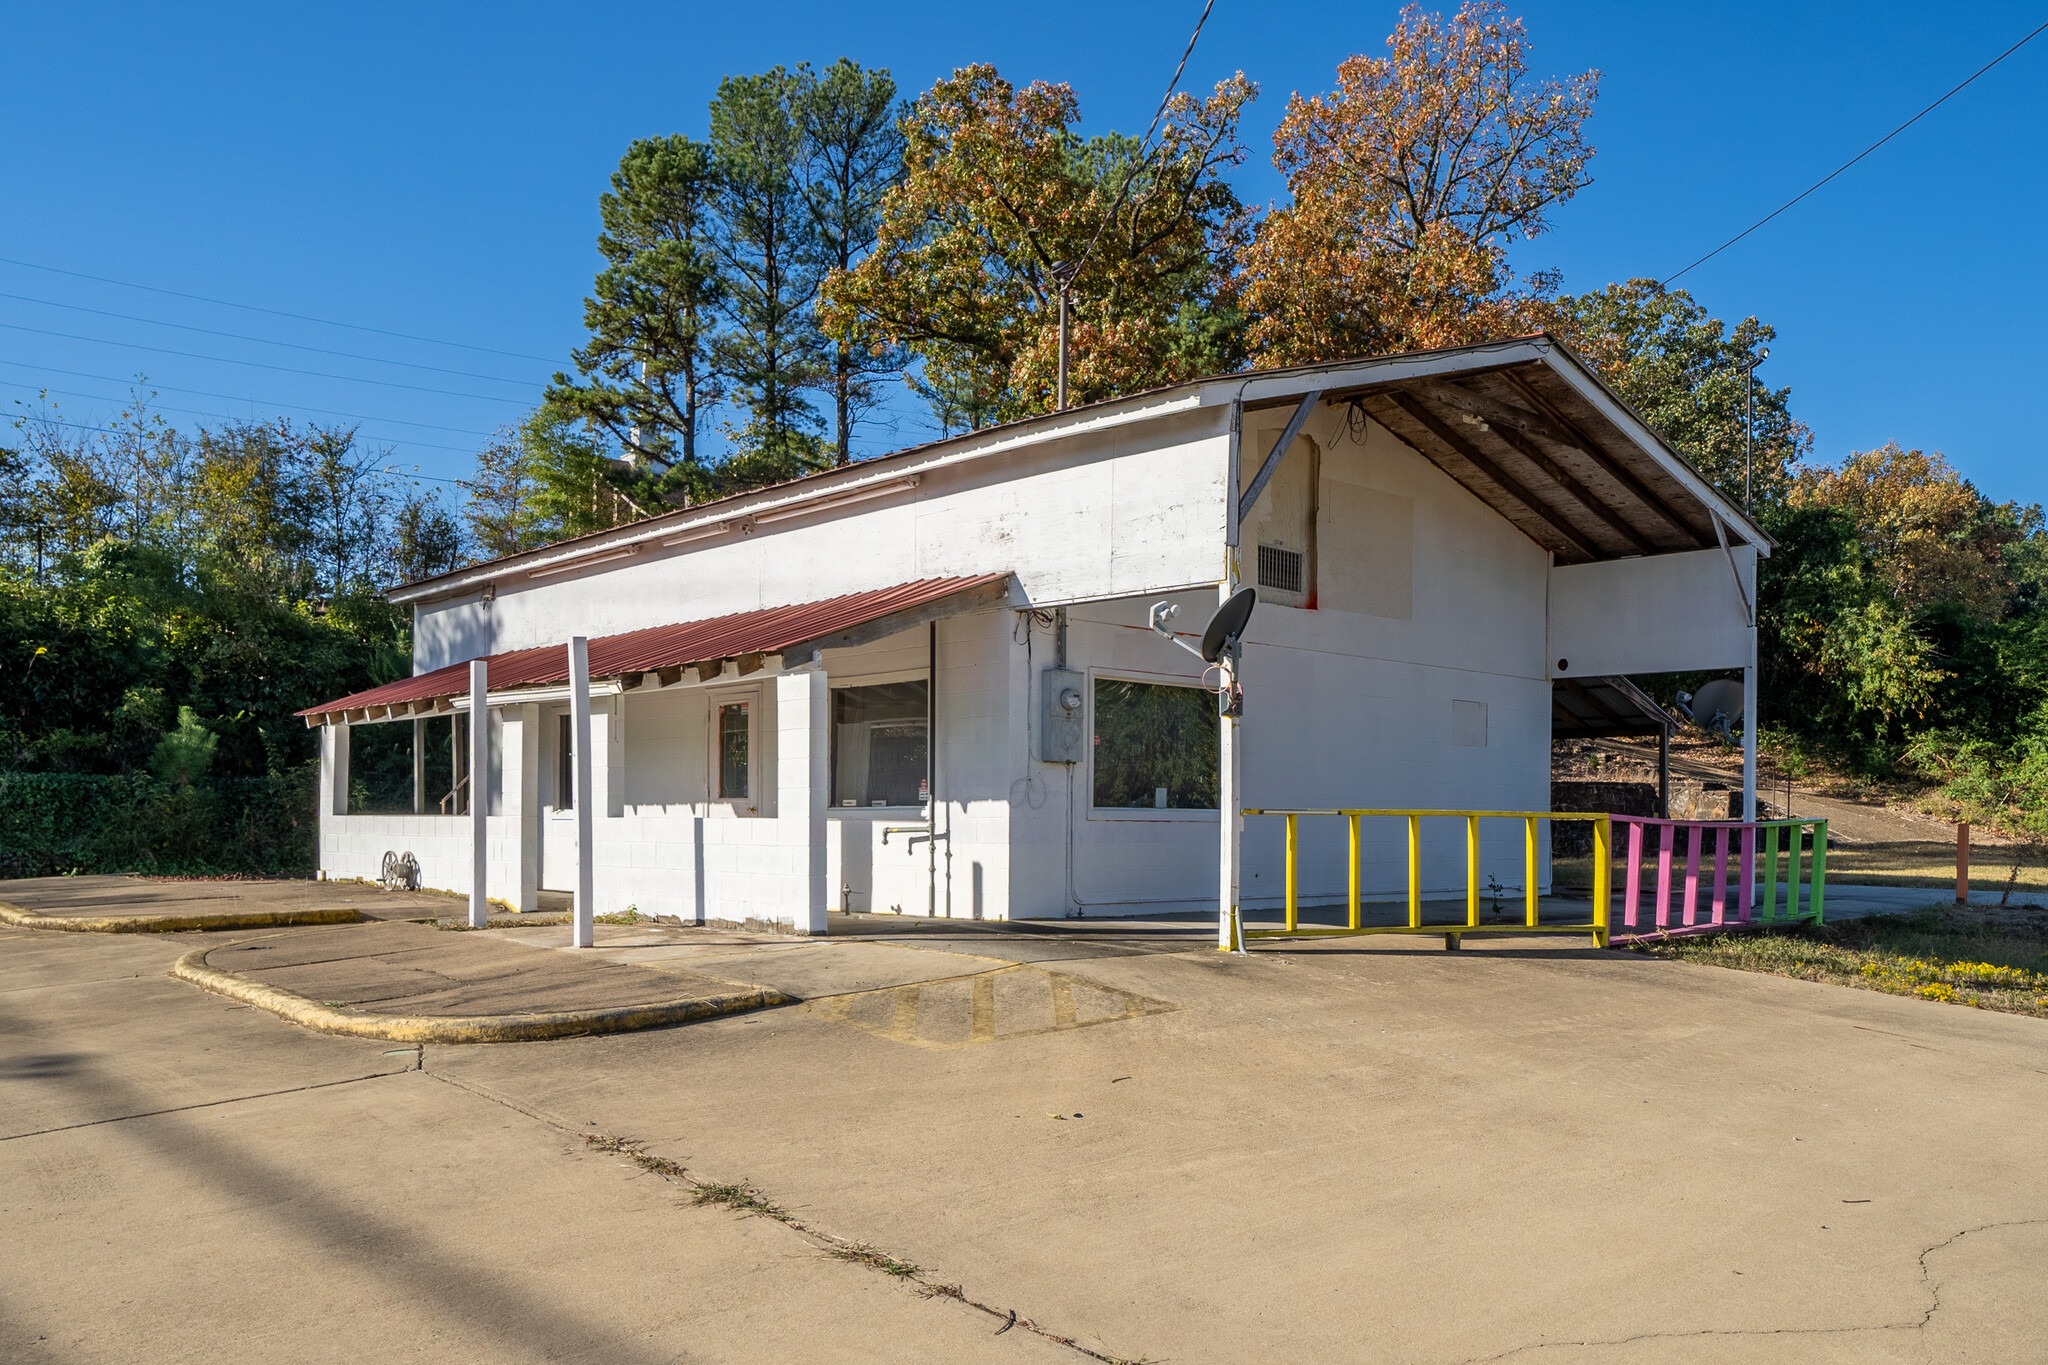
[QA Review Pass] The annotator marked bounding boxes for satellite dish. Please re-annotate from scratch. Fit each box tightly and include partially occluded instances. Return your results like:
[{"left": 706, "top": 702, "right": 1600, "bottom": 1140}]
[
  {"left": 1689, "top": 677, "right": 1744, "bottom": 737},
  {"left": 1201, "top": 588, "right": 1257, "bottom": 663}
]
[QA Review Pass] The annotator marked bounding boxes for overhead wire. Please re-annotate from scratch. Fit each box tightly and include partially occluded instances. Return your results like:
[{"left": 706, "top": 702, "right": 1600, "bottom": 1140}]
[
  {"left": 1064, "top": 0, "right": 1219, "bottom": 291},
  {"left": 0, "top": 357, "right": 500, "bottom": 437},
  {"left": 0, "top": 320, "right": 531, "bottom": 404},
  {"left": 1661, "top": 16, "right": 2048, "bottom": 286},
  {"left": 0, "top": 289, "right": 545, "bottom": 385},
  {"left": 1, "top": 381, "right": 482, "bottom": 456},
  {"left": 3, "top": 408, "right": 475, "bottom": 478},
  {"left": 0, "top": 254, "right": 561, "bottom": 363}
]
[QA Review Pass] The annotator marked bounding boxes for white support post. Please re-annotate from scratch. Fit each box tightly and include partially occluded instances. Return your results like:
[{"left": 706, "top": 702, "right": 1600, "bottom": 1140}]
[
  {"left": 569, "top": 637, "right": 596, "bottom": 948},
  {"left": 1219, "top": 397, "right": 1245, "bottom": 952},
  {"left": 1742, "top": 657, "right": 1758, "bottom": 823},
  {"left": 323, "top": 721, "right": 351, "bottom": 818},
  {"left": 468, "top": 659, "right": 488, "bottom": 929},
  {"left": 776, "top": 664, "right": 830, "bottom": 935}
]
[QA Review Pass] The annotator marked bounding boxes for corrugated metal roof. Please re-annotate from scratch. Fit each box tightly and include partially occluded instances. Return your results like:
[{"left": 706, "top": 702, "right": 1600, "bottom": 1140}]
[{"left": 299, "top": 573, "right": 1010, "bottom": 722}]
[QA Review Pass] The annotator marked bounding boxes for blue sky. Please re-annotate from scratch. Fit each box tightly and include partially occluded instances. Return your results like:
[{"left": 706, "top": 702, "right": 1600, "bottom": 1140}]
[{"left": 3, "top": 2, "right": 2043, "bottom": 507}]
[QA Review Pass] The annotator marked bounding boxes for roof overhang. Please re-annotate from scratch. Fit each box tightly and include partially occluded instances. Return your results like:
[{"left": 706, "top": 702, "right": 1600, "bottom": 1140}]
[
  {"left": 1551, "top": 674, "right": 1677, "bottom": 740},
  {"left": 383, "top": 335, "right": 1766, "bottom": 601},
  {"left": 301, "top": 573, "right": 1013, "bottom": 727},
  {"left": 1222, "top": 336, "right": 1770, "bottom": 566}
]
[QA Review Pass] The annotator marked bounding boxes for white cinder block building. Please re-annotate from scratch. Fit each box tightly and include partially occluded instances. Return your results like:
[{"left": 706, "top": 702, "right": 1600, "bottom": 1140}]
[{"left": 302, "top": 337, "right": 1767, "bottom": 937}]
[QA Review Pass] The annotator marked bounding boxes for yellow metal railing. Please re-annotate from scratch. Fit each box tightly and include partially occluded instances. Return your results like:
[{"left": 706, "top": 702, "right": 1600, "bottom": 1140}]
[{"left": 1239, "top": 809, "right": 1611, "bottom": 949}]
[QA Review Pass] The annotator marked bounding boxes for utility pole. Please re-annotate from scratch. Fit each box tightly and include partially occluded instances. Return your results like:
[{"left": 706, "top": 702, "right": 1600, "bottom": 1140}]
[
  {"left": 1740, "top": 347, "right": 1769, "bottom": 512},
  {"left": 1050, "top": 262, "right": 1079, "bottom": 412}
]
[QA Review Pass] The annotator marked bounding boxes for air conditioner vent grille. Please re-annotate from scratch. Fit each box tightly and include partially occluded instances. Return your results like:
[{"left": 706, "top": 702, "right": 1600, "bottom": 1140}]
[{"left": 1257, "top": 544, "right": 1304, "bottom": 595}]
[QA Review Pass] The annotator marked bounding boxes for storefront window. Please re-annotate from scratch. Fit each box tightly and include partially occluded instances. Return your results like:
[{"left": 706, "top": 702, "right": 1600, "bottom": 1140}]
[
  {"left": 1092, "top": 678, "right": 1218, "bottom": 810},
  {"left": 832, "top": 680, "right": 928, "bottom": 808}
]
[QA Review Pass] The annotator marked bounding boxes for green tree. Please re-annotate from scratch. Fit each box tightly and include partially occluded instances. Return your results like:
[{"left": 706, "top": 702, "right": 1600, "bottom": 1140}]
[
  {"left": 390, "top": 490, "right": 465, "bottom": 584},
  {"left": 797, "top": 58, "right": 908, "bottom": 465},
  {"left": 1557, "top": 280, "right": 1805, "bottom": 510},
  {"left": 710, "top": 67, "right": 827, "bottom": 479},
  {"left": 462, "top": 426, "right": 548, "bottom": 559},
  {"left": 149, "top": 705, "right": 218, "bottom": 786},
  {"left": 520, "top": 409, "right": 646, "bottom": 541},
  {"left": 819, "top": 64, "right": 1254, "bottom": 430},
  {"left": 546, "top": 135, "right": 724, "bottom": 483}
]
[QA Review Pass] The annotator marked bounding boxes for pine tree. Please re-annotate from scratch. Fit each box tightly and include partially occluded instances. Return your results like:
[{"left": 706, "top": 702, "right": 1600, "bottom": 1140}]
[
  {"left": 546, "top": 135, "right": 723, "bottom": 484},
  {"left": 798, "top": 59, "right": 907, "bottom": 465},
  {"left": 709, "top": 68, "right": 826, "bottom": 484}
]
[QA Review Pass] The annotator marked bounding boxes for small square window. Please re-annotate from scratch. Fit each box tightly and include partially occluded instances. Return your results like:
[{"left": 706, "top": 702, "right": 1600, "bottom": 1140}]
[
  {"left": 1092, "top": 678, "right": 1218, "bottom": 810},
  {"left": 718, "top": 702, "right": 750, "bottom": 799}
]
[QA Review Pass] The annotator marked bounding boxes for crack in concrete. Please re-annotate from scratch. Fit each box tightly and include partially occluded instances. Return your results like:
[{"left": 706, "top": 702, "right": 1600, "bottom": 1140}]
[
  {"left": 0, "top": 1068, "right": 410, "bottom": 1142},
  {"left": 420, "top": 1058, "right": 1153, "bottom": 1363},
  {"left": 1462, "top": 1217, "right": 2048, "bottom": 1363}
]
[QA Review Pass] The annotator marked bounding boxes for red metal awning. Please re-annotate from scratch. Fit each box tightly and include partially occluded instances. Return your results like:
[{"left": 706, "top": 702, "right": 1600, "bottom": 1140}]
[{"left": 298, "top": 573, "right": 1012, "bottom": 726}]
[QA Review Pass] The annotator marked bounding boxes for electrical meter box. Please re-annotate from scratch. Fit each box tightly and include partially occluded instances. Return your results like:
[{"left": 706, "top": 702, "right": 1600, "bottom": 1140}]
[{"left": 1039, "top": 667, "right": 1086, "bottom": 764}]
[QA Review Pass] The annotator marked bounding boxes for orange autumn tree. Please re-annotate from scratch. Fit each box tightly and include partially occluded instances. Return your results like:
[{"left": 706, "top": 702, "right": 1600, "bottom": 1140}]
[
  {"left": 819, "top": 64, "right": 1255, "bottom": 430},
  {"left": 1238, "top": 2, "right": 1599, "bottom": 364}
]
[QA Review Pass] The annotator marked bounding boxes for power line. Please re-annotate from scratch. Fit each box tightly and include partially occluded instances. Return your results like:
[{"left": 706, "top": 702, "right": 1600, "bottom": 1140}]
[
  {"left": 0, "top": 254, "right": 563, "bottom": 364},
  {"left": 0, "top": 356, "right": 500, "bottom": 437},
  {"left": 1662, "top": 17, "right": 2048, "bottom": 287},
  {"left": 3, "top": 384, "right": 479, "bottom": 458},
  {"left": 0, "top": 289, "right": 545, "bottom": 385},
  {"left": 0, "top": 320, "right": 532, "bottom": 404},
  {"left": 1067, "top": 0, "right": 1219, "bottom": 291}
]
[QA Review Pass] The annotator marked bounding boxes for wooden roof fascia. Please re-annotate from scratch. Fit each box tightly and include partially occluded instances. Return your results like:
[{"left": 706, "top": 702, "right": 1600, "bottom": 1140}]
[
  {"left": 1378, "top": 391, "right": 1604, "bottom": 561},
  {"left": 1493, "top": 369, "right": 1711, "bottom": 549}
]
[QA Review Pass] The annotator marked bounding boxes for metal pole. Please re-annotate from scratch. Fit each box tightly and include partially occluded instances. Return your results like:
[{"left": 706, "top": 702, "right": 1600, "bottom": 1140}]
[
  {"left": 1741, "top": 347, "right": 1766, "bottom": 513},
  {"left": 468, "top": 659, "right": 489, "bottom": 929},
  {"left": 1218, "top": 400, "right": 1244, "bottom": 952},
  {"left": 569, "top": 637, "right": 595, "bottom": 947},
  {"left": 1057, "top": 288, "right": 1070, "bottom": 412}
]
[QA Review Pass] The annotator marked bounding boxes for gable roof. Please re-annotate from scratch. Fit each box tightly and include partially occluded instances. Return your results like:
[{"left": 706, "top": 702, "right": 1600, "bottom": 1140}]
[{"left": 387, "top": 335, "right": 1767, "bottom": 604}]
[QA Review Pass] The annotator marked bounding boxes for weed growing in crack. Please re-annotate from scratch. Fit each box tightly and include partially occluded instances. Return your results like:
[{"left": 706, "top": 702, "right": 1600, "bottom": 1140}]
[
  {"left": 830, "top": 1242, "right": 920, "bottom": 1277},
  {"left": 693, "top": 1180, "right": 785, "bottom": 1219}
]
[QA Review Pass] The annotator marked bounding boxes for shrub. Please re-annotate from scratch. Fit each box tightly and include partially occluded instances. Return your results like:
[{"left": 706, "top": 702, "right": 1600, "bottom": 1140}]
[{"left": 0, "top": 765, "right": 318, "bottom": 877}]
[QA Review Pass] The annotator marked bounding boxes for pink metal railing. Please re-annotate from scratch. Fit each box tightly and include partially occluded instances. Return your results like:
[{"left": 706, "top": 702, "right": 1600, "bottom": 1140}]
[{"left": 1608, "top": 816, "right": 1827, "bottom": 941}]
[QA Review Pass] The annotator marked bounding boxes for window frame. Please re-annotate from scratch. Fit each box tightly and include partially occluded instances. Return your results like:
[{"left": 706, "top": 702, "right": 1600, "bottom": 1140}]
[
  {"left": 707, "top": 686, "right": 760, "bottom": 812},
  {"left": 1085, "top": 667, "right": 1222, "bottom": 822},
  {"left": 827, "top": 670, "right": 931, "bottom": 816},
  {"left": 554, "top": 711, "right": 575, "bottom": 811}
]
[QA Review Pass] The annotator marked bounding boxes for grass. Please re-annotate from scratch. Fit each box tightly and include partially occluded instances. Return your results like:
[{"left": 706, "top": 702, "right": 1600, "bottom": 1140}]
[
  {"left": 829, "top": 1242, "right": 921, "bottom": 1277},
  {"left": 1630, "top": 907, "right": 2048, "bottom": 1019}
]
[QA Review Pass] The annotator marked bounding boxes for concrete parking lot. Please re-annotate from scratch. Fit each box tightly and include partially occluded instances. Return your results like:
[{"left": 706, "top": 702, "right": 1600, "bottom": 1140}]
[{"left": 5, "top": 896, "right": 2046, "bottom": 1363}]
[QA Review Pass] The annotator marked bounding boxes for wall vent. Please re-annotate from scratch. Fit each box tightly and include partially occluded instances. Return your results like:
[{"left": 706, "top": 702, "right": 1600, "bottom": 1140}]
[{"left": 1257, "top": 544, "right": 1304, "bottom": 595}]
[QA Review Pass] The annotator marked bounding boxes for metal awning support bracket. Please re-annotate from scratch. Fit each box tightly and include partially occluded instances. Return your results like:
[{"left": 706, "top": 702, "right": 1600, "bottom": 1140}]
[
  {"left": 1237, "top": 390, "right": 1321, "bottom": 526},
  {"left": 1710, "top": 510, "right": 1755, "bottom": 628}
]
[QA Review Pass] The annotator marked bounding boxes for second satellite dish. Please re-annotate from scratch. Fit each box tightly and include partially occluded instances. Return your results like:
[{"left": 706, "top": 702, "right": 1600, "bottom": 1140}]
[{"left": 1684, "top": 677, "right": 1744, "bottom": 738}]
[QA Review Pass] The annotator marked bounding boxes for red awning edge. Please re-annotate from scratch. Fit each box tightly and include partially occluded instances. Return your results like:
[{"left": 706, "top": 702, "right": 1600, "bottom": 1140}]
[{"left": 299, "top": 573, "right": 1013, "bottom": 727}]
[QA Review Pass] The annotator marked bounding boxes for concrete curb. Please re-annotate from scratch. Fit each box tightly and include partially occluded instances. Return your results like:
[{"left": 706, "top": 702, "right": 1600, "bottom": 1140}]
[
  {"left": 168, "top": 945, "right": 799, "bottom": 1043},
  {"left": 0, "top": 901, "right": 363, "bottom": 934}
]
